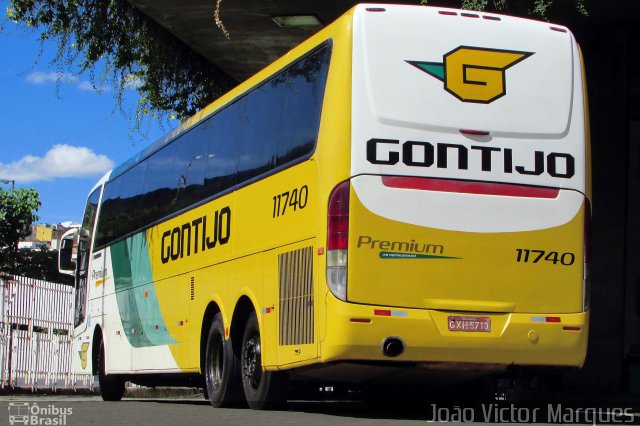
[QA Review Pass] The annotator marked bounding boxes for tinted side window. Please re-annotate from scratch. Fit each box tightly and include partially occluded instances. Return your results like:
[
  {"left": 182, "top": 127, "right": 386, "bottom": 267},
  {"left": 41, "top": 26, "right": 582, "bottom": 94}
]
[
  {"left": 237, "top": 44, "right": 331, "bottom": 181},
  {"left": 82, "top": 188, "right": 101, "bottom": 243},
  {"left": 143, "top": 142, "right": 178, "bottom": 223},
  {"left": 237, "top": 86, "right": 280, "bottom": 182},
  {"left": 175, "top": 118, "right": 212, "bottom": 209},
  {"left": 75, "top": 188, "right": 99, "bottom": 326},
  {"left": 119, "top": 160, "right": 148, "bottom": 233},
  {"left": 204, "top": 107, "right": 239, "bottom": 197},
  {"left": 277, "top": 46, "right": 331, "bottom": 166},
  {"left": 94, "top": 43, "right": 332, "bottom": 248},
  {"left": 94, "top": 176, "right": 122, "bottom": 248}
]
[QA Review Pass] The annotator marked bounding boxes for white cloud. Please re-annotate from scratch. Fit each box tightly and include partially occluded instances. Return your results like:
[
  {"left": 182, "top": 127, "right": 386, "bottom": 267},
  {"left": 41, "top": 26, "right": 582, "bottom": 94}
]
[
  {"left": 0, "top": 145, "right": 115, "bottom": 183},
  {"left": 76, "top": 80, "right": 111, "bottom": 92},
  {"left": 26, "top": 71, "right": 77, "bottom": 85},
  {"left": 26, "top": 71, "right": 112, "bottom": 92}
]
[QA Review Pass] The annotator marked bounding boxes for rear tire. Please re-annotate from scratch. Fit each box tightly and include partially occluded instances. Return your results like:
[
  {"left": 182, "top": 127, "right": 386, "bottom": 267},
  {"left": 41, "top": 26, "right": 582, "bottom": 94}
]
[
  {"left": 240, "top": 312, "right": 288, "bottom": 410},
  {"left": 98, "top": 341, "right": 125, "bottom": 401},
  {"left": 205, "top": 312, "right": 245, "bottom": 407}
]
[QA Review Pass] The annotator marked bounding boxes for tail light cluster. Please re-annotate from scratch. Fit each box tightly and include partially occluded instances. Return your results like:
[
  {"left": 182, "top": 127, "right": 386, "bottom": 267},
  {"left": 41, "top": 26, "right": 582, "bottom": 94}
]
[{"left": 327, "top": 181, "right": 350, "bottom": 301}]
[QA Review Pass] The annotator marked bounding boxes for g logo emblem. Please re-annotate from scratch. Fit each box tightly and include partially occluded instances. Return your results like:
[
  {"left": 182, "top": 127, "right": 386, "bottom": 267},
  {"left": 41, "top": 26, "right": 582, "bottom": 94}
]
[{"left": 407, "top": 46, "right": 533, "bottom": 103}]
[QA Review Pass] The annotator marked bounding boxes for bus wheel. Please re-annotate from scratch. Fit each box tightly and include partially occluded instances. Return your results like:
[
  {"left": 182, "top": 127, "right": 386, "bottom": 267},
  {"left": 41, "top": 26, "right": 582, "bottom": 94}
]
[
  {"left": 205, "top": 312, "right": 245, "bottom": 407},
  {"left": 240, "top": 312, "right": 288, "bottom": 410},
  {"left": 98, "top": 341, "right": 125, "bottom": 401}
]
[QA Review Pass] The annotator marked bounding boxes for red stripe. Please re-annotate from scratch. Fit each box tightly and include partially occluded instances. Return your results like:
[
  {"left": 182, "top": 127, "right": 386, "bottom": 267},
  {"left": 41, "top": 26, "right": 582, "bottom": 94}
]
[
  {"left": 374, "top": 309, "right": 391, "bottom": 316},
  {"left": 546, "top": 316, "right": 561, "bottom": 323},
  {"left": 382, "top": 176, "right": 559, "bottom": 199}
]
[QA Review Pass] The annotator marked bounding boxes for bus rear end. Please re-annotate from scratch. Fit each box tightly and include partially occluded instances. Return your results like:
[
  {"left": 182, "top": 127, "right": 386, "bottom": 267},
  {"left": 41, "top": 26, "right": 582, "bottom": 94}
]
[{"left": 322, "top": 5, "right": 589, "bottom": 375}]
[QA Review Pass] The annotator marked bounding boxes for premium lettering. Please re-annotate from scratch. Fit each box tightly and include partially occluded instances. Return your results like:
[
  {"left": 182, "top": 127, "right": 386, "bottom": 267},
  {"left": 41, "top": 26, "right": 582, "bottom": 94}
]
[
  {"left": 357, "top": 235, "right": 444, "bottom": 255},
  {"left": 161, "top": 206, "right": 231, "bottom": 264}
]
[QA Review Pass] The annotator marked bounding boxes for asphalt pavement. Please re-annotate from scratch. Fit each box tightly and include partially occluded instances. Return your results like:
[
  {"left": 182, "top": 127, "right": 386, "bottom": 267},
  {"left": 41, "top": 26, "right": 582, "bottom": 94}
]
[{"left": 2, "top": 392, "right": 640, "bottom": 426}]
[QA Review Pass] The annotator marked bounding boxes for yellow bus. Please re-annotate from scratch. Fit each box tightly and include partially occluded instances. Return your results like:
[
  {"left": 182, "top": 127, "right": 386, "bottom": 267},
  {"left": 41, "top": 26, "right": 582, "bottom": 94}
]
[{"left": 59, "top": 4, "right": 590, "bottom": 409}]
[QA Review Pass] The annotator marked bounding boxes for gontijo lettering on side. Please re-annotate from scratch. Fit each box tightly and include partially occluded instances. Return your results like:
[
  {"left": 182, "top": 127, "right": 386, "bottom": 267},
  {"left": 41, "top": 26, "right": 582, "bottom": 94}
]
[{"left": 160, "top": 206, "right": 231, "bottom": 264}]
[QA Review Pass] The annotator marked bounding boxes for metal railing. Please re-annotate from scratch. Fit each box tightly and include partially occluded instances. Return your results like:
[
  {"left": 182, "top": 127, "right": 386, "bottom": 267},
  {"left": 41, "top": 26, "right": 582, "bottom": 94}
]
[{"left": 0, "top": 275, "right": 93, "bottom": 390}]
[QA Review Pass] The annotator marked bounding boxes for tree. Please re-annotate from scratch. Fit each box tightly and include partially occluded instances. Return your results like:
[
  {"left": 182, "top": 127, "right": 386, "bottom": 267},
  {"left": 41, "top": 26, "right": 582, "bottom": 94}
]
[
  {"left": 444, "top": 0, "right": 588, "bottom": 20},
  {"left": 0, "top": 188, "right": 41, "bottom": 275},
  {"left": 14, "top": 246, "right": 74, "bottom": 285},
  {"left": 4, "top": 0, "right": 236, "bottom": 127}
]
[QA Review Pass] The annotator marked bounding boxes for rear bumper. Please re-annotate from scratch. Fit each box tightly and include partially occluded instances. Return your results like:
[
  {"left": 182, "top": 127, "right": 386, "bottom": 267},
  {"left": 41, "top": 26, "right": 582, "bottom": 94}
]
[{"left": 321, "top": 295, "right": 588, "bottom": 368}]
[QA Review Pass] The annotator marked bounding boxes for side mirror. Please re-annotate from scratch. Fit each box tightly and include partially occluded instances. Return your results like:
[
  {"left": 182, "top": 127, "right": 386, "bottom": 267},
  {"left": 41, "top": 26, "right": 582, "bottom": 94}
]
[{"left": 58, "top": 229, "right": 77, "bottom": 275}]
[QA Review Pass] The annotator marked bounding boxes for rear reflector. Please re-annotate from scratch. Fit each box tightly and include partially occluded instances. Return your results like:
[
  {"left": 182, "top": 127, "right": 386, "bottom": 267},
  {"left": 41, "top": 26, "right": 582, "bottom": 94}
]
[
  {"left": 563, "top": 326, "right": 581, "bottom": 331},
  {"left": 532, "top": 316, "right": 561, "bottom": 323},
  {"left": 382, "top": 176, "right": 559, "bottom": 199},
  {"left": 374, "top": 309, "right": 408, "bottom": 317}
]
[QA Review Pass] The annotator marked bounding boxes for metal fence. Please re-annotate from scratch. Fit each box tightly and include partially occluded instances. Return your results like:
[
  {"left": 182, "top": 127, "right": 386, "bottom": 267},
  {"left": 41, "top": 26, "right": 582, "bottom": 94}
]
[{"left": 0, "top": 275, "right": 93, "bottom": 390}]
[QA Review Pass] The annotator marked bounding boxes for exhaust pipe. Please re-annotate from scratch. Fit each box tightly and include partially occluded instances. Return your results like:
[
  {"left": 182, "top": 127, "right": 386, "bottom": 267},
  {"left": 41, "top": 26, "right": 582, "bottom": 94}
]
[{"left": 382, "top": 337, "right": 405, "bottom": 357}]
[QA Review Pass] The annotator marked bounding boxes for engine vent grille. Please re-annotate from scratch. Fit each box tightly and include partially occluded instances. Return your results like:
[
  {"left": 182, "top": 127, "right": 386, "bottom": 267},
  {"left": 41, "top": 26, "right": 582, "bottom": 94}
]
[{"left": 278, "top": 246, "right": 314, "bottom": 346}]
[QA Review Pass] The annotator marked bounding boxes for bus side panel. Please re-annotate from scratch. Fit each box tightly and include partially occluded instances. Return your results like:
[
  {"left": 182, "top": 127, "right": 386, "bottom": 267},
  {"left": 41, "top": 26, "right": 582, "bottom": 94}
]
[
  {"left": 142, "top": 160, "right": 318, "bottom": 371},
  {"left": 234, "top": 161, "right": 320, "bottom": 368},
  {"left": 146, "top": 193, "right": 236, "bottom": 370}
]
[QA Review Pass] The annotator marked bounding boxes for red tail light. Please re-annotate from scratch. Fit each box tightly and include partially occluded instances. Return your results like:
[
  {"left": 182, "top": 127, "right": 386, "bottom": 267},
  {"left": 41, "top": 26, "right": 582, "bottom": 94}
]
[
  {"left": 382, "top": 176, "right": 559, "bottom": 199},
  {"left": 327, "top": 181, "right": 350, "bottom": 301},
  {"left": 327, "top": 181, "right": 350, "bottom": 250}
]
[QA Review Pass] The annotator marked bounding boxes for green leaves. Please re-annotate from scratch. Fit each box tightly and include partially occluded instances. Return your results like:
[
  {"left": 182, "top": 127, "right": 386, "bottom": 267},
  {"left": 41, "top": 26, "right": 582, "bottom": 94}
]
[
  {"left": 5, "top": 0, "right": 235, "bottom": 129},
  {"left": 433, "top": 0, "right": 588, "bottom": 20},
  {"left": 0, "top": 188, "right": 41, "bottom": 274},
  {"left": 460, "top": 0, "right": 589, "bottom": 21}
]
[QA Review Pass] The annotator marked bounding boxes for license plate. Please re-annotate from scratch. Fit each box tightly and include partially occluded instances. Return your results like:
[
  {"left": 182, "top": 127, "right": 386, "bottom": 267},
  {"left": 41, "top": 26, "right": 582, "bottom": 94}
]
[{"left": 448, "top": 315, "right": 491, "bottom": 332}]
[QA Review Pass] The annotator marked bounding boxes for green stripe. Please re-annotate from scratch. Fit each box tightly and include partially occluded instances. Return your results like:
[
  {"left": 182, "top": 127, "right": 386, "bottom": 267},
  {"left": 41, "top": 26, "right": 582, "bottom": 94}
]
[{"left": 111, "top": 234, "right": 176, "bottom": 348}]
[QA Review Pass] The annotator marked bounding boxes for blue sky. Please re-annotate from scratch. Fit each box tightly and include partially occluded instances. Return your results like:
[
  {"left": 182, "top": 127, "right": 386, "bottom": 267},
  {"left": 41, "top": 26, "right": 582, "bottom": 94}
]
[{"left": 0, "top": 5, "right": 176, "bottom": 224}]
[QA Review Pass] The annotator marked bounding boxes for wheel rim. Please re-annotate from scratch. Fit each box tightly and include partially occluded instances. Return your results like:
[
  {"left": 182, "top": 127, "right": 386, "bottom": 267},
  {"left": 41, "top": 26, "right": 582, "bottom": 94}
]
[
  {"left": 242, "top": 331, "right": 262, "bottom": 392},
  {"left": 208, "top": 333, "right": 223, "bottom": 393}
]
